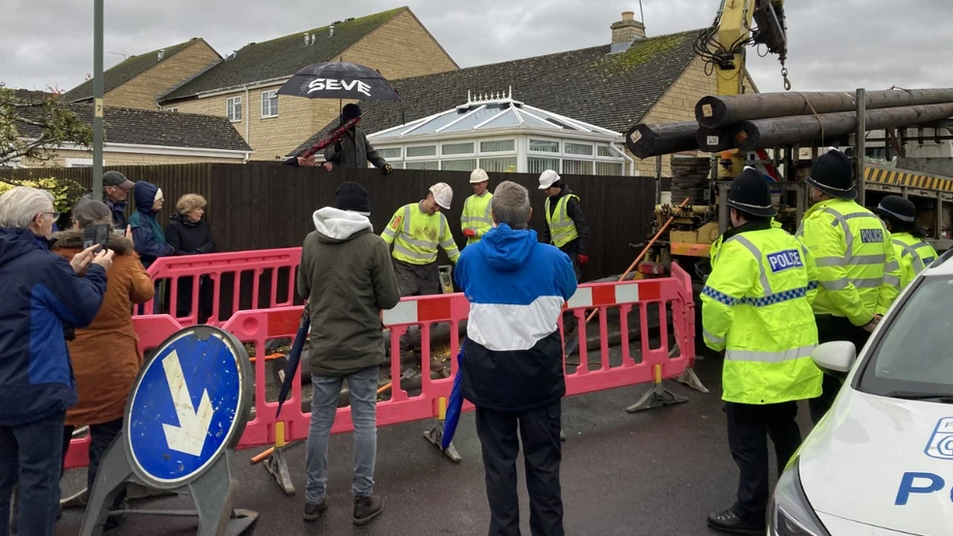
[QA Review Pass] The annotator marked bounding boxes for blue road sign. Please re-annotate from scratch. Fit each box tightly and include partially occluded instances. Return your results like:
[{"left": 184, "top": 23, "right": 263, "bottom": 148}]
[{"left": 126, "top": 326, "right": 250, "bottom": 486}]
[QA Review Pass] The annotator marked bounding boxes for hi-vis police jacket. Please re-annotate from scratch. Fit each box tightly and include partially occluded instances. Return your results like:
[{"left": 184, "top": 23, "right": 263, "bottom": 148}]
[
  {"left": 891, "top": 232, "right": 938, "bottom": 289},
  {"left": 701, "top": 221, "right": 822, "bottom": 405},
  {"left": 382, "top": 202, "right": 461, "bottom": 265},
  {"left": 797, "top": 198, "right": 901, "bottom": 325}
]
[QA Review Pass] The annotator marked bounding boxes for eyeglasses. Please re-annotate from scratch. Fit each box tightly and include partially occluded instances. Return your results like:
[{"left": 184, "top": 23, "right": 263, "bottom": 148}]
[{"left": 40, "top": 212, "right": 61, "bottom": 220}]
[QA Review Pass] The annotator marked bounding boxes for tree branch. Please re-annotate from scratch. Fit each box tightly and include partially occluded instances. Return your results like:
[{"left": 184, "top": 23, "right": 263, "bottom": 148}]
[{"left": 0, "top": 134, "right": 51, "bottom": 164}]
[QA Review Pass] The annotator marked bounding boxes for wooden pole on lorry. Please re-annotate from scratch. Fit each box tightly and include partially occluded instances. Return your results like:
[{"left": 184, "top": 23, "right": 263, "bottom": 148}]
[
  {"left": 696, "top": 88, "right": 953, "bottom": 129},
  {"left": 856, "top": 88, "right": 867, "bottom": 205},
  {"left": 626, "top": 121, "right": 700, "bottom": 159}
]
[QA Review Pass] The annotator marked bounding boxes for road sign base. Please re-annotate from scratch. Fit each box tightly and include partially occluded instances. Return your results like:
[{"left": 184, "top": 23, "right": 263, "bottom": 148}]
[
  {"left": 423, "top": 425, "right": 462, "bottom": 463},
  {"left": 62, "top": 482, "right": 177, "bottom": 510},
  {"left": 263, "top": 444, "right": 296, "bottom": 496},
  {"left": 80, "top": 441, "right": 256, "bottom": 536}
]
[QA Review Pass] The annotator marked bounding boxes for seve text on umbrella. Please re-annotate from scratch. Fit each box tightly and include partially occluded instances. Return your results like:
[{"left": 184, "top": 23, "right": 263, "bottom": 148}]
[{"left": 308, "top": 78, "right": 373, "bottom": 97}]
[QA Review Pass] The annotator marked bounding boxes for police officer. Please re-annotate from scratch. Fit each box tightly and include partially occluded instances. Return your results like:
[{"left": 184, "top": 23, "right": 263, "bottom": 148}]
[
  {"left": 702, "top": 168, "right": 822, "bottom": 535},
  {"left": 874, "top": 195, "right": 938, "bottom": 289},
  {"left": 461, "top": 168, "right": 493, "bottom": 247},
  {"left": 797, "top": 149, "right": 901, "bottom": 424},
  {"left": 538, "top": 170, "right": 590, "bottom": 282}
]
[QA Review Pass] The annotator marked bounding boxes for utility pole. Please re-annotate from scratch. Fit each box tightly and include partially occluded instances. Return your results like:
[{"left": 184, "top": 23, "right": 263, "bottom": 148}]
[
  {"left": 92, "top": 0, "right": 104, "bottom": 201},
  {"left": 855, "top": 88, "right": 867, "bottom": 206}
]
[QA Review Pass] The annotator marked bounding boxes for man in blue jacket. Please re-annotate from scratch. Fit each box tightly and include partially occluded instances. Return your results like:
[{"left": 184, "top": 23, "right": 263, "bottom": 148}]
[
  {"left": 455, "top": 181, "right": 577, "bottom": 536},
  {"left": 0, "top": 186, "right": 111, "bottom": 536}
]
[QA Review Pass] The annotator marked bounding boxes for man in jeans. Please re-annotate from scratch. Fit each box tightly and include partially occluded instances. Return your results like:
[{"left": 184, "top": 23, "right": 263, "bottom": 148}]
[
  {"left": 455, "top": 181, "right": 578, "bottom": 536},
  {"left": 297, "top": 182, "right": 400, "bottom": 525}
]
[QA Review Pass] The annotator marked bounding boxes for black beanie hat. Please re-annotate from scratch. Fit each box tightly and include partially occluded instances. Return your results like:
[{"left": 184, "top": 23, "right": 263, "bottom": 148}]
[
  {"left": 807, "top": 149, "right": 856, "bottom": 199},
  {"left": 335, "top": 182, "right": 370, "bottom": 214},
  {"left": 727, "top": 167, "right": 777, "bottom": 218},
  {"left": 342, "top": 103, "right": 362, "bottom": 122}
]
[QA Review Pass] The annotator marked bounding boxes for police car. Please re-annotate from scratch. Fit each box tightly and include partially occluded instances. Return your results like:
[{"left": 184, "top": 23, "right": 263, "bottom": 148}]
[{"left": 768, "top": 249, "right": 953, "bottom": 536}]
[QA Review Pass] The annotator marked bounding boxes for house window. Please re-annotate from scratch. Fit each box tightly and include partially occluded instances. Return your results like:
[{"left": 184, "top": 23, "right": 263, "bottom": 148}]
[
  {"left": 406, "top": 145, "right": 437, "bottom": 158},
  {"left": 564, "top": 142, "right": 593, "bottom": 156},
  {"left": 562, "top": 159, "right": 594, "bottom": 175},
  {"left": 442, "top": 159, "right": 478, "bottom": 172},
  {"left": 528, "top": 157, "right": 560, "bottom": 175},
  {"left": 597, "top": 162, "right": 625, "bottom": 176},
  {"left": 529, "top": 139, "right": 559, "bottom": 153},
  {"left": 479, "top": 156, "right": 517, "bottom": 173},
  {"left": 405, "top": 160, "right": 439, "bottom": 170},
  {"left": 597, "top": 145, "right": 615, "bottom": 157},
  {"left": 480, "top": 139, "right": 515, "bottom": 153},
  {"left": 227, "top": 96, "right": 242, "bottom": 122},
  {"left": 442, "top": 142, "right": 474, "bottom": 156},
  {"left": 166, "top": 107, "right": 178, "bottom": 113},
  {"left": 376, "top": 147, "right": 401, "bottom": 159},
  {"left": 261, "top": 91, "right": 278, "bottom": 118}
]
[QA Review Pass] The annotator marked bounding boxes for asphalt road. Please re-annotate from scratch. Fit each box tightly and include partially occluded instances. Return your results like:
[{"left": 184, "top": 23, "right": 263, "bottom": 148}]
[{"left": 55, "top": 346, "right": 817, "bottom": 535}]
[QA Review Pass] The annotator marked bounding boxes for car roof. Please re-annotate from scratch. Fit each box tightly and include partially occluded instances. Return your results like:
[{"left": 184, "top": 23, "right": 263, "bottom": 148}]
[{"left": 925, "top": 248, "right": 953, "bottom": 277}]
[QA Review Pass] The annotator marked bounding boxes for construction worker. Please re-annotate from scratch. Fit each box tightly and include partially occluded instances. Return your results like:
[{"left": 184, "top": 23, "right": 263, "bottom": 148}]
[
  {"left": 701, "top": 168, "right": 822, "bottom": 536},
  {"left": 796, "top": 149, "right": 901, "bottom": 424},
  {"left": 874, "top": 195, "right": 938, "bottom": 289},
  {"left": 461, "top": 168, "right": 493, "bottom": 247},
  {"left": 382, "top": 183, "right": 460, "bottom": 297},
  {"left": 538, "top": 169, "right": 590, "bottom": 282}
]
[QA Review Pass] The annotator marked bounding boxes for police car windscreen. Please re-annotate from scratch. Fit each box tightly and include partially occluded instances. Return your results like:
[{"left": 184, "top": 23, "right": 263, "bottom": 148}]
[{"left": 858, "top": 276, "right": 953, "bottom": 399}]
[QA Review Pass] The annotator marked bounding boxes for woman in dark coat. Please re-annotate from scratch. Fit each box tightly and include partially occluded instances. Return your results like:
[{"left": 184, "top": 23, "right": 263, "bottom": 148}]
[
  {"left": 128, "top": 181, "right": 173, "bottom": 268},
  {"left": 165, "top": 194, "right": 216, "bottom": 321}
]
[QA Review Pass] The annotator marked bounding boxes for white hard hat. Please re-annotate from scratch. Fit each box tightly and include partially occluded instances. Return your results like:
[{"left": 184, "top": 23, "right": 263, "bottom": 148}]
[
  {"left": 429, "top": 182, "right": 453, "bottom": 210},
  {"left": 470, "top": 168, "right": 489, "bottom": 184},
  {"left": 538, "top": 169, "right": 560, "bottom": 190}
]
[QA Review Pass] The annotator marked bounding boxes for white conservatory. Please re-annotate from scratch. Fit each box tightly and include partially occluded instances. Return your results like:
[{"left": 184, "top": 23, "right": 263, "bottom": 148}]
[{"left": 366, "top": 90, "right": 633, "bottom": 176}]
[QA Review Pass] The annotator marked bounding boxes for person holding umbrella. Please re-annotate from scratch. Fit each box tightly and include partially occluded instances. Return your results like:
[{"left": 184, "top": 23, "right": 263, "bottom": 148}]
[
  {"left": 296, "top": 182, "right": 400, "bottom": 526},
  {"left": 322, "top": 104, "right": 392, "bottom": 174},
  {"left": 453, "top": 180, "right": 577, "bottom": 536}
]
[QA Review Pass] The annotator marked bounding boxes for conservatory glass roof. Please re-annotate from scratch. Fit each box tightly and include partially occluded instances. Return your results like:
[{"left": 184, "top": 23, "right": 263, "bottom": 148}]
[{"left": 367, "top": 88, "right": 622, "bottom": 143}]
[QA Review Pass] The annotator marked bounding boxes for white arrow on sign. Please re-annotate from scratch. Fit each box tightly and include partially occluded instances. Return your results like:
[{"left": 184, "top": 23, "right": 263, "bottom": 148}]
[{"left": 161, "top": 350, "right": 214, "bottom": 457}]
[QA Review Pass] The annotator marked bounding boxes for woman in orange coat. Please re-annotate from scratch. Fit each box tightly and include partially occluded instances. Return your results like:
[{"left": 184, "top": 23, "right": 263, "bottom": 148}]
[{"left": 51, "top": 199, "right": 154, "bottom": 523}]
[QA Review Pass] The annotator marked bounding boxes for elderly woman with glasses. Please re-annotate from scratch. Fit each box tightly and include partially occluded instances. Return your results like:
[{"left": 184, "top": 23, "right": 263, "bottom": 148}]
[
  {"left": 165, "top": 193, "right": 216, "bottom": 321},
  {"left": 0, "top": 187, "right": 112, "bottom": 536}
]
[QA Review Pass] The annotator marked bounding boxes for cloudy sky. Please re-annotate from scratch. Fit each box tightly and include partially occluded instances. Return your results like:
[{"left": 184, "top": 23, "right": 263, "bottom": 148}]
[{"left": 3, "top": 0, "right": 949, "bottom": 95}]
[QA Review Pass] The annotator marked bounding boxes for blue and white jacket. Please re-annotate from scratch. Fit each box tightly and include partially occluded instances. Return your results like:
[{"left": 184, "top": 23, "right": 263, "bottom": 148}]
[
  {"left": 455, "top": 223, "right": 577, "bottom": 412},
  {"left": 0, "top": 228, "right": 107, "bottom": 426}
]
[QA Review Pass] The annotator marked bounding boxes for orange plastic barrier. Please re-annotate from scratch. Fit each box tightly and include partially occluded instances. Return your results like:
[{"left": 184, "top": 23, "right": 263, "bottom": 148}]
[
  {"left": 64, "top": 262, "right": 697, "bottom": 470},
  {"left": 138, "top": 248, "right": 303, "bottom": 327}
]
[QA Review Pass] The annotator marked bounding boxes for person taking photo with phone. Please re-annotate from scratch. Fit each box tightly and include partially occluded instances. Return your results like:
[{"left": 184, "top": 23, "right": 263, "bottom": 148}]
[
  {"left": 51, "top": 199, "right": 155, "bottom": 532},
  {"left": 0, "top": 187, "right": 112, "bottom": 536}
]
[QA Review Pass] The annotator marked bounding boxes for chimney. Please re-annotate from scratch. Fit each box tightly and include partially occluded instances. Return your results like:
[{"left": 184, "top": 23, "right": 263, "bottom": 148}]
[{"left": 611, "top": 11, "right": 646, "bottom": 50}]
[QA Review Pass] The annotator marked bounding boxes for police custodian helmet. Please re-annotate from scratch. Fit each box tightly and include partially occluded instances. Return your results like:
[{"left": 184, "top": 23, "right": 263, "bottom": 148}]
[
  {"left": 874, "top": 195, "right": 917, "bottom": 225},
  {"left": 806, "top": 149, "right": 856, "bottom": 199},
  {"left": 727, "top": 167, "right": 777, "bottom": 218}
]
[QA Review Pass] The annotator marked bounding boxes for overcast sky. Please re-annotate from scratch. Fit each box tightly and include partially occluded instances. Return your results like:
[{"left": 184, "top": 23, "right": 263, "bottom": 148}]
[{"left": 3, "top": 0, "right": 949, "bottom": 96}]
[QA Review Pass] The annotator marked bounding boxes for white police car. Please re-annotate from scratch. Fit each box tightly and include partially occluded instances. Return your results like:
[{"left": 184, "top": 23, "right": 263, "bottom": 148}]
[{"left": 768, "top": 250, "right": 953, "bottom": 536}]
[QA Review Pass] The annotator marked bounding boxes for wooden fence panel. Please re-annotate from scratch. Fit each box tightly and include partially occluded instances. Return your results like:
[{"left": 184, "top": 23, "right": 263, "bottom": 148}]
[{"left": 3, "top": 163, "right": 660, "bottom": 280}]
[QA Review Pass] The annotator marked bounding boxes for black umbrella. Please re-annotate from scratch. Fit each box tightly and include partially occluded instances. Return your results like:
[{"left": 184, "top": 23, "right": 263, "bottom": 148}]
[
  {"left": 277, "top": 61, "right": 401, "bottom": 101},
  {"left": 276, "top": 309, "right": 310, "bottom": 418}
]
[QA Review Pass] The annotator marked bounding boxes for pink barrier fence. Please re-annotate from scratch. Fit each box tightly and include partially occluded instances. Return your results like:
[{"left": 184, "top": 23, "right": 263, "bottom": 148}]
[{"left": 65, "top": 261, "right": 698, "bottom": 470}]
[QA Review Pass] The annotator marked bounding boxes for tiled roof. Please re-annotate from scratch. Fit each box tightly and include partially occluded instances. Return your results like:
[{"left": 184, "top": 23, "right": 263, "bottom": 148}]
[
  {"left": 62, "top": 39, "right": 203, "bottom": 103},
  {"left": 159, "top": 7, "right": 407, "bottom": 102},
  {"left": 292, "top": 29, "right": 702, "bottom": 156},
  {"left": 16, "top": 104, "right": 252, "bottom": 152},
  {"left": 11, "top": 88, "right": 55, "bottom": 101}
]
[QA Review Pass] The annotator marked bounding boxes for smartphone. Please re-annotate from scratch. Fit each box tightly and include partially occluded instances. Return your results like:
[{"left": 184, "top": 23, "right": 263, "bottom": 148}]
[{"left": 82, "top": 223, "right": 111, "bottom": 252}]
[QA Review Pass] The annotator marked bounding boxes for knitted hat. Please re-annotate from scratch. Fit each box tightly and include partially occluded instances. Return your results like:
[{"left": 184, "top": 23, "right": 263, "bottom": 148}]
[
  {"left": 334, "top": 182, "right": 370, "bottom": 215},
  {"left": 807, "top": 149, "right": 856, "bottom": 199},
  {"left": 342, "top": 103, "right": 363, "bottom": 122}
]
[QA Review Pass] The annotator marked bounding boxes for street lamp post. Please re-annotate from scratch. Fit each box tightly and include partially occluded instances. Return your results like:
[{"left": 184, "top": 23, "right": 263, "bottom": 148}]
[{"left": 92, "top": 0, "right": 104, "bottom": 201}]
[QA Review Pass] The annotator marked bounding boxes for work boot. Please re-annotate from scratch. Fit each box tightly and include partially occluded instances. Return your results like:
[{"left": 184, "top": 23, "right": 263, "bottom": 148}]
[
  {"left": 352, "top": 495, "right": 383, "bottom": 526},
  {"left": 706, "top": 509, "right": 763, "bottom": 535},
  {"left": 303, "top": 495, "right": 330, "bottom": 522}
]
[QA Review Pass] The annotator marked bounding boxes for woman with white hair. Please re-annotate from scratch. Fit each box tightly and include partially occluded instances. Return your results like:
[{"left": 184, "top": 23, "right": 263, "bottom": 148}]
[{"left": 0, "top": 186, "right": 112, "bottom": 535}]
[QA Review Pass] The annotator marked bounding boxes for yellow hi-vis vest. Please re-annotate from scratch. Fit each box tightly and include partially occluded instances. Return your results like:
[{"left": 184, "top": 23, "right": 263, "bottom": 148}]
[
  {"left": 382, "top": 203, "right": 460, "bottom": 265},
  {"left": 891, "top": 232, "right": 938, "bottom": 289},
  {"left": 461, "top": 192, "right": 494, "bottom": 246},
  {"left": 545, "top": 194, "right": 579, "bottom": 248},
  {"left": 797, "top": 198, "right": 901, "bottom": 324},
  {"left": 701, "top": 227, "right": 822, "bottom": 405}
]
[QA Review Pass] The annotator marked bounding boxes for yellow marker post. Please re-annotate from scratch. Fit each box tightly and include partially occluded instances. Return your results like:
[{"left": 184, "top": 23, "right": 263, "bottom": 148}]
[
  {"left": 437, "top": 396, "right": 447, "bottom": 421},
  {"left": 653, "top": 363, "right": 662, "bottom": 384},
  {"left": 274, "top": 421, "right": 286, "bottom": 449}
]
